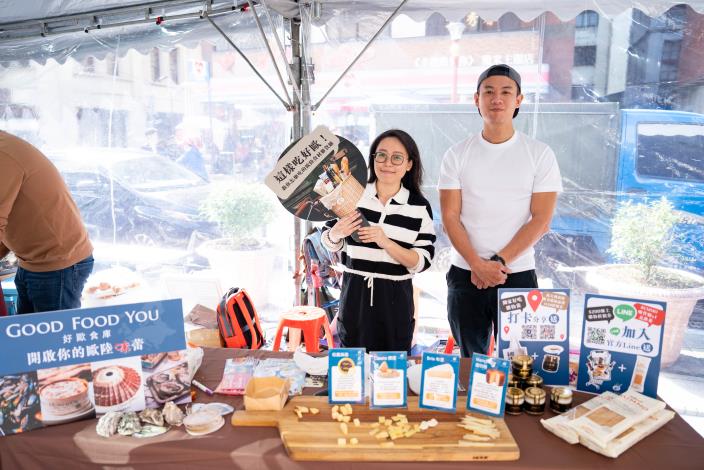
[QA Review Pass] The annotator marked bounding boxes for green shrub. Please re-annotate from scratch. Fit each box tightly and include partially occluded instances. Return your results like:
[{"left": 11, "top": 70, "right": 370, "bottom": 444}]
[
  {"left": 201, "top": 183, "right": 277, "bottom": 247},
  {"left": 607, "top": 198, "right": 681, "bottom": 284}
]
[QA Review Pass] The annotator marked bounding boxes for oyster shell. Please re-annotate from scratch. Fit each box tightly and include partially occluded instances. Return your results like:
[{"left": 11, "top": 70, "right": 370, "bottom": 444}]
[
  {"left": 162, "top": 401, "right": 184, "bottom": 426},
  {"left": 133, "top": 424, "right": 169, "bottom": 438},
  {"left": 96, "top": 411, "right": 123, "bottom": 437},
  {"left": 191, "top": 402, "right": 234, "bottom": 416},
  {"left": 139, "top": 408, "right": 164, "bottom": 426},
  {"left": 117, "top": 411, "right": 142, "bottom": 436}
]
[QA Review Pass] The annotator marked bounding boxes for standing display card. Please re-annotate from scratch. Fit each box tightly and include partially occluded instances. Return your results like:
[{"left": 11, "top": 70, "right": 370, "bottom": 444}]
[
  {"left": 467, "top": 354, "right": 511, "bottom": 417},
  {"left": 577, "top": 294, "right": 666, "bottom": 398},
  {"left": 498, "top": 288, "right": 570, "bottom": 386},
  {"left": 328, "top": 348, "right": 365, "bottom": 404},
  {"left": 370, "top": 351, "right": 407, "bottom": 409},
  {"left": 418, "top": 352, "right": 459, "bottom": 412},
  {"left": 0, "top": 299, "right": 187, "bottom": 437}
]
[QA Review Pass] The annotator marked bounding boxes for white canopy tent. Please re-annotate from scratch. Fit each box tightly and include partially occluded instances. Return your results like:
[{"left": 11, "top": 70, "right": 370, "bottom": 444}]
[
  {"left": 3, "top": 0, "right": 703, "bottom": 114},
  {"left": 3, "top": 1, "right": 703, "bottom": 110},
  {"left": 3, "top": 1, "right": 704, "bottom": 26}
]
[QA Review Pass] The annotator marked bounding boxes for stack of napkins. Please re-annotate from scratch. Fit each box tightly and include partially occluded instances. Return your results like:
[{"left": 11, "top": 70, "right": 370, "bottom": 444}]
[{"left": 541, "top": 390, "right": 675, "bottom": 458}]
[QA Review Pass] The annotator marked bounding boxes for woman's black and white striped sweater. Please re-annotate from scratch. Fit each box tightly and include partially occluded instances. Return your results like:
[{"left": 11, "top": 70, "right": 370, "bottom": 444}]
[{"left": 321, "top": 183, "right": 436, "bottom": 280}]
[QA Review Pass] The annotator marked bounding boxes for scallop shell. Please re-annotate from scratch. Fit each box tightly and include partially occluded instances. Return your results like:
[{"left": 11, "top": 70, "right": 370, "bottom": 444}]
[
  {"left": 183, "top": 409, "right": 224, "bottom": 436},
  {"left": 93, "top": 365, "right": 142, "bottom": 407},
  {"left": 138, "top": 408, "right": 164, "bottom": 426},
  {"left": 117, "top": 411, "right": 142, "bottom": 436},
  {"left": 162, "top": 401, "right": 184, "bottom": 426},
  {"left": 96, "top": 411, "right": 123, "bottom": 437}
]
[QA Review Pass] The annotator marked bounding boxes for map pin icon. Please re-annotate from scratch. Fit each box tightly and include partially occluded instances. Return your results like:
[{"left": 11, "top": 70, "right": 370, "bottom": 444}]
[
  {"left": 527, "top": 290, "right": 542, "bottom": 312},
  {"left": 503, "top": 325, "right": 510, "bottom": 334}
]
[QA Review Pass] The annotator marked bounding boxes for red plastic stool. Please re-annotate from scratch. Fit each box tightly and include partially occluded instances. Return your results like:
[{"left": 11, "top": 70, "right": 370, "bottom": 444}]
[
  {"left": 444, "top": 335, "right": 456, "bottom": 355},
  {"left": 444, "top": 334, "right": 495, "bottom": 356},
  {"left": 272, "top": 306, "right": 335, "bottom": 353}
]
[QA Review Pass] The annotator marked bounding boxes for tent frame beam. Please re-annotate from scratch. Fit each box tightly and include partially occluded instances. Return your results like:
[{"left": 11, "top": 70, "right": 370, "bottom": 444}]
[
  {"left": 0, "top": 0, "right": 250, "bottom": 41},
  {"left": 247, "top": 0, "right": 294, "bottom": 108},
  {"left": 204, "top": 12, "right": 293, "bottom": 110}
]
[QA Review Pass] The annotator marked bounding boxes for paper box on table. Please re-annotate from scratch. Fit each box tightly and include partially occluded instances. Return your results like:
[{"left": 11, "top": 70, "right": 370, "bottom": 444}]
[
  {"left": 244, "top": 377, "right": 290, "bottom": 411},
  {"left": 186, "top": 328, "right": 223, "bottom": 348}
]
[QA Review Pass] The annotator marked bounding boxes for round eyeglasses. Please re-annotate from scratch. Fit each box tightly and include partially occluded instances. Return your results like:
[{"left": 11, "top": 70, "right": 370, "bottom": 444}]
[{"left": 373, "top": 151, "right": 407, "bottom": 165}]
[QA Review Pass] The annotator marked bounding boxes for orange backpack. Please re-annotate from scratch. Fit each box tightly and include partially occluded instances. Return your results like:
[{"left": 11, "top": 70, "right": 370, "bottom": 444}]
[{"left": 216, "top": 287, "right": 265, "bottom": 349}]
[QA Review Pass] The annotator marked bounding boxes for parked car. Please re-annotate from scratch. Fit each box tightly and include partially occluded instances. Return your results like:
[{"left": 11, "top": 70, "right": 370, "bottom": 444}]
[{"left": 49, "top": 147, "right": 221, "bottom": 248}]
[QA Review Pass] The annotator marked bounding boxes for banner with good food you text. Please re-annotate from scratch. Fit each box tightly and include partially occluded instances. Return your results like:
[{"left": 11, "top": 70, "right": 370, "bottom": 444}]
[
  {"left": 0, "top": 299, "right": 186, "bottom": 375},
  {"left": 0, "top": 300, "right": 188, "bottom": 436}
]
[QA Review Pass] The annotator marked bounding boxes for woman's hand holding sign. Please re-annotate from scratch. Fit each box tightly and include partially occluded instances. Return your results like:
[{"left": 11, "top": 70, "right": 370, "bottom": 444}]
[
  {"left": 329, "top": 211, "right": 363, "bottom": 243},
  {"left": 358, "top": 222, "right": 421, "bottom": 270},
  {"left": 357, "top": 225, "right": 392, "bottom": 249}
]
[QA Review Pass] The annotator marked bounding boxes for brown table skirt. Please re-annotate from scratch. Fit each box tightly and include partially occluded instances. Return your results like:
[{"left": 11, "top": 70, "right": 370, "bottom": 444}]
[{"left": 1, "top": 348, "right": 702, "bottom": 470}]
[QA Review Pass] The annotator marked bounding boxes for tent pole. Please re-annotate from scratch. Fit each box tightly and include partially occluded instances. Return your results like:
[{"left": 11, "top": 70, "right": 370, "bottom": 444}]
[
  {"left": 291, "top": 17, "right": 303, "bottom": 304},
  {"left": 299, "top": 14, "right": 313, "bottom": 238},
  {"left": 290, "top": 16, "right": 312, "bottom": 304}
]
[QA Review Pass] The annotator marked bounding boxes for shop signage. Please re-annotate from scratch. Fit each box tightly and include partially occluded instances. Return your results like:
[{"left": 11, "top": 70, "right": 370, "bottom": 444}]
[
  {"left": 467, "top": 353, "right": 510, "bottom": 417},
  {"left": 418, "top": 352, "right": 459, "bottom": 412},
  {"left": 497, "top": 288, "right": 570, "bottom": 386},
  {"left": 328, "top": 348, "right": 365, "bottom": 404},
  {"left": 370, "top": 351, "right": 407, "bottom": 409},
  {"left": 0, "top": 299, "right": 188, "bottom": 436},
  {"left": 577, "top": 294, "right": 666, "bottom": 398}
]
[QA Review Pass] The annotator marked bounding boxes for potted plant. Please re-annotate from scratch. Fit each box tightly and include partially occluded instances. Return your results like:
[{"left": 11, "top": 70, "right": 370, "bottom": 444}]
[
  {"left": 198, "top": 182, "right": 278, "bottom": 304},
  {"left": 586, "top": 198, "right": 704, "bottom": 366}
]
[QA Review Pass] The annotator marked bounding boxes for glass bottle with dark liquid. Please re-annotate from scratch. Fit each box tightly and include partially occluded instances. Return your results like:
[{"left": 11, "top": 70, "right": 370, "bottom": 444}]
[{"left": 542, "top": 354, "right": 559, "bottom": 373}]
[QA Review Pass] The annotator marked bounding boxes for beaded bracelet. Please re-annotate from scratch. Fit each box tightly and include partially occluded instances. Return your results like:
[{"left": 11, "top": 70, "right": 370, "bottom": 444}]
[{"left": 324, "top": 230, "right": 343, "bottom": 249}]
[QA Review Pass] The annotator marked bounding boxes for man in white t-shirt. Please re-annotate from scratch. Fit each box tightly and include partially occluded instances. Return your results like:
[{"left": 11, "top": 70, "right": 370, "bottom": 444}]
[{"left": 438, "top": 64, "right": 563, "bottom": 358}]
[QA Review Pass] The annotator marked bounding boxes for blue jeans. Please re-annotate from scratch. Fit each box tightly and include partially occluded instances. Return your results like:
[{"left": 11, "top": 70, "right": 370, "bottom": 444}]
[{"left": 15, "top": 255, "right": 94, "bottom": 314}]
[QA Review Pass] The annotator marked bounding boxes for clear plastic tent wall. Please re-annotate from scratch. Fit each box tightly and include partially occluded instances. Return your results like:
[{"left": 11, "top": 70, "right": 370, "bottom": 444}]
[
  {"left": 1, "top": 6, "right": 296, "bottom": 318},
  {"left": 1, "top": 1, "right": 703, "bottom": 339},
  {"left": 301, "top": 2, "right": 704, "bottom": 360}
]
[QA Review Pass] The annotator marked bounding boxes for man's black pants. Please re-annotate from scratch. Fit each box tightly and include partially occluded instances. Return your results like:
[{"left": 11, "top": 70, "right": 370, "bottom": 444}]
[{"left": 446, "top": 265, "right": 538, "bottom": 358}]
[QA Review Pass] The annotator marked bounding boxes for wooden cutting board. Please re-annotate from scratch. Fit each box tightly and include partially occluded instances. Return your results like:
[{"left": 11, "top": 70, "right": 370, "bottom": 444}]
[{"left": 231, "top": 396, "right": 519, "bottom": 461}]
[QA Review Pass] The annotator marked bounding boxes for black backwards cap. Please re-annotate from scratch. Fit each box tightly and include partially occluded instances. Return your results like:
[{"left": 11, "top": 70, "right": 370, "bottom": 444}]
[{"left": 476, "top": 64, "right": 522, "bottom": 118}]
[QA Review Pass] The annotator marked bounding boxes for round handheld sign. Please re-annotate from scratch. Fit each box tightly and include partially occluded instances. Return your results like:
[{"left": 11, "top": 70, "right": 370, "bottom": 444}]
[{"left": 266, "top": 126, "right": 367, "bottom": 222}]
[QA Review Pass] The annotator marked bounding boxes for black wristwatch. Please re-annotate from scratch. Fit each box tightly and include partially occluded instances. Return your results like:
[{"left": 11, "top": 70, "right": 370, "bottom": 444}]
[{"left": 490, "top": 254, "right": 506, "bottom": 266}]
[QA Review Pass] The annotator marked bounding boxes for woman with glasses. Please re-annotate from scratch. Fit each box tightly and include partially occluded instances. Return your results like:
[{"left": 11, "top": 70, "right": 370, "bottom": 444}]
[{"left": 321, "top": 129, "right": 436, "bottom": 352}]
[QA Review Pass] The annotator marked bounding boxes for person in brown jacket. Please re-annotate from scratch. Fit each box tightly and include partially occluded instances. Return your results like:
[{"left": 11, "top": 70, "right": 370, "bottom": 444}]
[{"left": 0, "top": 131, "right": 94, "bottom": 314}]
